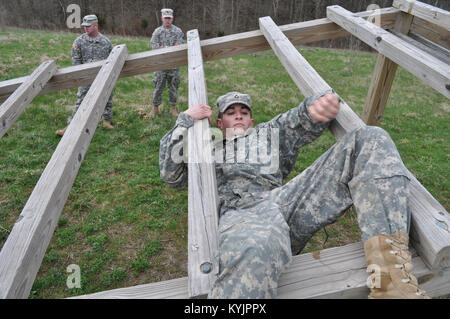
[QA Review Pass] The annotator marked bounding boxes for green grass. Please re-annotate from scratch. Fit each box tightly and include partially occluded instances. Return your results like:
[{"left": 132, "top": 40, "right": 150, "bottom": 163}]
[{"left": 0, "top": 27, "right": 448, "bottom": 298}]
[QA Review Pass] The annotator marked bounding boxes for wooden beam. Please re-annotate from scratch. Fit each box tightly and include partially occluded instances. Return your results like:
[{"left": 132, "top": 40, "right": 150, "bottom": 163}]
[
  {"left": 186, "top": 29, "right": 219, "bottom": 298},
  {"left": 0, "top": 60, "right": 57, "bottom": 138},
  {"left": 362, "top": 56, "right": 398, "bottom": 126},
  {"left": 326, "top": 5, "right": 450, "bottom": 99},
  {"left": 394, "top": 31, "right": 450, "bottom": 64},
  {"left": 410, "top": 16, "right": 450, "bottom": 50},
  {"left": 407, "top": 173, "right": 450, "bottom": 272},
  {"left": 258, "top": 16, "right": 450, "bottom": 271},
  {"left": 0, "top": 7, "right": 400, "bottom": 103},
  {"left": 259, "top": 16, "right": 365, "bottom": 140},
  {"left": 0, "top": 44, "right": 128, "bottom": 299},
  {"left": 393, "top": 0, "right": 450, "bottom": 31},
  {"left": 69, "top": 242, "right": 450, "bottom": 299},
  {"left": 362, "top": 12, "right": 413, "bottom": 126}
]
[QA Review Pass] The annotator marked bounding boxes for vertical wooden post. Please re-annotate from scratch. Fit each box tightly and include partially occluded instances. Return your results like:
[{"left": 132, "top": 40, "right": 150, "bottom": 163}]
[
  {"left": 186, "top": 29, "right": 219, "bottom": 298},
  {"left": 362, "top": 11, "right": 413, "bottom": 125}
]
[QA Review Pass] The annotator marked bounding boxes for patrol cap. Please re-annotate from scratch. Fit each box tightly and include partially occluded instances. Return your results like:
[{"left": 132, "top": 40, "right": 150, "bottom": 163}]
[
  {"left": 81, "top": 14, "right": 98, "bottom": 26},
  {"left": 216, "top": 92, "right": 252, "bottom": 114},
  {"left": 161, "top": 8, "right": 174, "bottom": 18}
]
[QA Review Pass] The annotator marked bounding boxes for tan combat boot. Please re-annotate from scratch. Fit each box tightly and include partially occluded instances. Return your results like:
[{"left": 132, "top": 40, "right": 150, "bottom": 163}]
[
  {"left": 149, "top": 106, "right": 159, "bottom": 118},
  {"left": 103, "top": 120, "right": 114, "bottom": 129},
  {"left": 56, "top": 126, "right": 68, "bottom": 137},
  {"left": 364, "top": 231, "right": 430, "bottom": 299},
  {"left": 170, "top": 104, "right": 178, "bottom": 117}
]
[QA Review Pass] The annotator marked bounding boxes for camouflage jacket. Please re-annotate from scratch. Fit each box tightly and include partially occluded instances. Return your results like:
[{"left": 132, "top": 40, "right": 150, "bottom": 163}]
[
  {"left": 150, "top": 24, "right": 184, "bottom": 50},
  {"left": 71, "top": 33, "right": 113, "bottom": 65},
  {"left": 159, "top": 90, "right": 333, "bottom": 216}
]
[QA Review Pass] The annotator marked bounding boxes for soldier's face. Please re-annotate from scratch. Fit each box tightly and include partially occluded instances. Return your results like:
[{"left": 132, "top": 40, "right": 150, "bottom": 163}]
[
  {"left": 162, "top": 17, "right": 173, "bottom": 27},
  {"left": 84, "top": 23, "right": 98, "bottom": 36},
  {"left": 216, "top": 104, "right": 254, "bottom": 137}
]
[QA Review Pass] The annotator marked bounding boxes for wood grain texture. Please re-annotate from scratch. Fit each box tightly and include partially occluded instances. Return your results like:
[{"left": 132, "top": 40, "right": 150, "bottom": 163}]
[
  {"left": 0, "top": 60, "right": 57, "bottom": 138},
  {"left": 393, "top": 0, "right": 450, "bottom": 30},
  {"left": 393, "top": 31, "right": 450, "bottom": 64},
  {"left": 186, "top": 29, "right": 219, "bottom": 298},
  {"left": 0, "top": 7, "right": 400, "bottom": 103},
  {"left": 70, "top": 242, "right": 450, "bottom": 299},
  {"left": 0, "top": 45, "right": 128, "bottom": 299},
  {"left": 259, "top": 16, "right": 450, "bottom": 270},
  {"left": 327, "top": 5, "right": 450, "bottom": 98},
  {"left": 407, "top": 173, "right": 450, "bottom": 271},
  {"left": 410, "top": 16, "right": 449, "bottom": 50}
]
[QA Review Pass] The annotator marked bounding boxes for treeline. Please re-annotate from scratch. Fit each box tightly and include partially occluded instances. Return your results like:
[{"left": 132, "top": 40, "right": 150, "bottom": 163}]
[{"left": 0, "top": 0, "right": 448, "bottom": 49}]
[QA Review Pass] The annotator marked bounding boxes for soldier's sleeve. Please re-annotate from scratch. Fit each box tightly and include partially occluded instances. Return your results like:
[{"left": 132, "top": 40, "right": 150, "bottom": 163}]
[
  {"left": 71, "top": 38, "right": 82, "bottom": 66},
  {"left": 107, "top": 38, "right": 113, "bottom": 54},
  {"left": 159, "top": 112, "right": 195, "bottom": 189},
  {"left": 177, "top": 28, "right": 184, "bottom": 45},
  {"left": 261, "top": 89, "right": 336, "bottom": 178},
  {"left": 151, "top": 29, "right": 160, "bottom": 50}
]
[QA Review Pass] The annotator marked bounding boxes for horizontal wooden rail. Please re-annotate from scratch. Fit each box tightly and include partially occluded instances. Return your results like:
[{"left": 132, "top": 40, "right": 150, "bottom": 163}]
[
  {"left": 258, "top": 16, "right": 450, "bottom": 272},
  {"left": 186, "top": 29, "right": 219, "bottom": 298},
  {"left": 410, "top": 16, "right": 449, "bottom": 50},
  {"left": 326, "top": 5, "right": 450, "bottom": 99},
  {"left": 0, "top": 60, "right": 57, "bottom": 138},
  {"left": 0, "top": 7, "right": 400, "bottom": 103},
  {"left": 393, "top": 0, "right": 450, "bottom": 30},
  {"left": 70, "top": 242, "right": 450, "bottom": 299},
  {"left": 0, "top": 45, "right": 128, "bottom": 299},
  {"left": 392, "top": 31, "right": 450, "bottom": 64}
]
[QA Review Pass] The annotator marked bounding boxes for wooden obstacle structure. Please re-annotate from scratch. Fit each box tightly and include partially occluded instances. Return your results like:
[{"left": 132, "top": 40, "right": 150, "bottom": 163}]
[{"left": 0, "top": 1, "right": 449, "bottom": 299}]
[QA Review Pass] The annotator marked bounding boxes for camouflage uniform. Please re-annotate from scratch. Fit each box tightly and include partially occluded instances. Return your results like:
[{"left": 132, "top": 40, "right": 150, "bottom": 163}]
[
  {"left": 150, "top": 24, "right": 184, "bottom": 106},
  {"left": 159, "top": 90, "right": 411, "bottom": 299},
  {"left": 69, "top": 32, "right": 114, "bottom": 124}
]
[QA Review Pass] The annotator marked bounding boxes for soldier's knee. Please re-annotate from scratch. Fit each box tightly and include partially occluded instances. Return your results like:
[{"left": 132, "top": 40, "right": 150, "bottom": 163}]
[{"left": 356, "top": 125, "right": 391, "bottom": 143}]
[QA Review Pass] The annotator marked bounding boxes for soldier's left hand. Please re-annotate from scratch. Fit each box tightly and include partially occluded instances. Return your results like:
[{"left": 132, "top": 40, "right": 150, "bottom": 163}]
[
  {"left": 184, "top": 104, "right": 212, "bottom": 125},
  {"left": 308, "top": 93, "right": 340, "bottom": 122}
]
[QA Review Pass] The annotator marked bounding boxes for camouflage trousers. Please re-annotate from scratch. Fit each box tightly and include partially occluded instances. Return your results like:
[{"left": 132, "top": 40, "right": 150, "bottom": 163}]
[
  {"left": 209, "top": 126, "right": 411, "bottom": 299},
  {"left": 152, "top": 68, "right": 180, "bottom": 106},
  {"left": 68, "top": 85, "right": 113, "bottom": 124}
]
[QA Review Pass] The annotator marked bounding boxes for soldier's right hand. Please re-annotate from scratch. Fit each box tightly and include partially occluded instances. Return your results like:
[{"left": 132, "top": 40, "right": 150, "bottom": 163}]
[
  {"left": 184, "top": 104, "right": 212, "bottom": 125},
  {"left": 307, "top": 93, "right": 340, "bottom": 123}
]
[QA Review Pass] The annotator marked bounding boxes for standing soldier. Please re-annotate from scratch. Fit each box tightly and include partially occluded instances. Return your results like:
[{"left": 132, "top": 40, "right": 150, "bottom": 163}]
[
  {"left": 56, "top": 14, "right": 114, "bottom": 136},
  {"left": 150, "top": 8, "right": 184, "bottom": 117}
]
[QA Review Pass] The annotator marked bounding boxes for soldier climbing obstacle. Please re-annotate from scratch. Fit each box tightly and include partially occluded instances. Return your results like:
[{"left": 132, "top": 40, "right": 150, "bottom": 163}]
[
  {"left": 159, "top": 90, "right": 430, "bottom": 299},
  {"left": 150, "top": 8, "right": 184, "bottom": 118},
  {"left": 56, "top": 15, "right": 114, "bottom": 136}
]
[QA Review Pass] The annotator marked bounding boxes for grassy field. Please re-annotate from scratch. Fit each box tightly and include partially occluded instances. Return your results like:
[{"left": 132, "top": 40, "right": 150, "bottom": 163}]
[{"left": 0, "top": 27, "right": 448, "bottom": 299}]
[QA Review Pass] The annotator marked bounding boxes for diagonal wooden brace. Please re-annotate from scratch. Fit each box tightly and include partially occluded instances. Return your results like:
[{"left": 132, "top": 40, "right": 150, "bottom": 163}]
[
  {"left": 0, "top": 60, "right": 57, "bottom": 138},
  {"left": 0, "top": 44, "right": 128, "bottom": 299}
]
